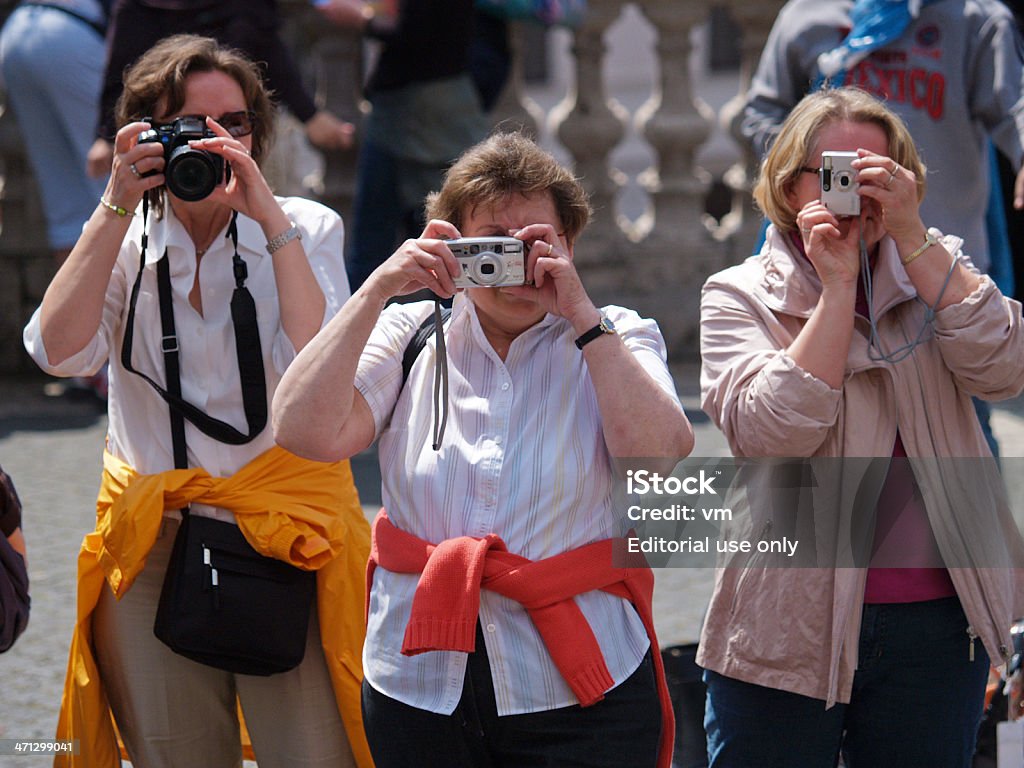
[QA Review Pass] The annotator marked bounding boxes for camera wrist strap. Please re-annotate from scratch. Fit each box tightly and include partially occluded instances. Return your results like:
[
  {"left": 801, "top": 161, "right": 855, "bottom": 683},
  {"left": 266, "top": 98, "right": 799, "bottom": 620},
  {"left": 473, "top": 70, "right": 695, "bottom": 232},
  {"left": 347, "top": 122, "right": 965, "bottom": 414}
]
[{"left": 121, "top": 198, "right": 268, "bottom": 446}]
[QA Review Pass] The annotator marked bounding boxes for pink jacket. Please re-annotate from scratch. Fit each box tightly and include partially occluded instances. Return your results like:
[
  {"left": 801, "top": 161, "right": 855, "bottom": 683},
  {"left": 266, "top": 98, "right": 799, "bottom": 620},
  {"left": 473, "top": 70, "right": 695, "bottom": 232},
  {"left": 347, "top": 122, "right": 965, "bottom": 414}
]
[{"left": 697, "top": 226, "right": 1024, "bottom": 706}]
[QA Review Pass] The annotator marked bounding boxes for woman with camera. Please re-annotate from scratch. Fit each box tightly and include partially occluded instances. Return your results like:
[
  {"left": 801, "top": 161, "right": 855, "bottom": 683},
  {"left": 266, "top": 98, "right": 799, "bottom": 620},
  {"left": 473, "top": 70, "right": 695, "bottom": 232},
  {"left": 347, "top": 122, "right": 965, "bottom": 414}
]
[
  {"left": 273, "top": 131, "right": 694, "bottom": 768},
  {"left": 697, "top": 87, "right": 1024, "bottom": 767},
  {"left": 24, "top": 34, "right": 370, "bottom": 767}
]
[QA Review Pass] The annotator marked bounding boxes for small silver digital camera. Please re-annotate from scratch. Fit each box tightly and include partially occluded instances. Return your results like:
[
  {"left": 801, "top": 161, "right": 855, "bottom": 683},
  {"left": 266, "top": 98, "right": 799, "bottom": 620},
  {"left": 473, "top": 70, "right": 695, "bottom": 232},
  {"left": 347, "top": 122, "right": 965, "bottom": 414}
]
[
  {"left": 447, "top": 237, "right": 526, "bottom": 288},
  {"left": 820, "top": 150, "right": 860, "bottom": 216}
]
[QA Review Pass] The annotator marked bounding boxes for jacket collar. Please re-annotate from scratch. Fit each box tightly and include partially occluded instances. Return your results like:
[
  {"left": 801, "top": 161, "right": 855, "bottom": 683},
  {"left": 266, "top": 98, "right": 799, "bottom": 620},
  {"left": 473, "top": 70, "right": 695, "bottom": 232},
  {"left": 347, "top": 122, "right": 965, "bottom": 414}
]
[{"left": 754, "top": 225, "right": 922, "bottom": 320}]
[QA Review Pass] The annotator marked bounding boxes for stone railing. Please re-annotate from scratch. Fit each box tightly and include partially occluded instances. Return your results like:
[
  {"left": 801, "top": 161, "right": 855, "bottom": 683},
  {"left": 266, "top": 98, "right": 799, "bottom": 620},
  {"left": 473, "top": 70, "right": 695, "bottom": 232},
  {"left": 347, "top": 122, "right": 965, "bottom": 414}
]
[{"left": 0, "top": 0, "right": 786, "bottom": 372}]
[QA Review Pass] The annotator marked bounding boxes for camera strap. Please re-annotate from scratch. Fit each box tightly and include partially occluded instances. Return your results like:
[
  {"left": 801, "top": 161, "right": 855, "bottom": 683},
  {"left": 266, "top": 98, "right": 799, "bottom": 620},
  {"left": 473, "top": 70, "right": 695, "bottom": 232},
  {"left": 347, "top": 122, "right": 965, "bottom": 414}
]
[
  {"left": 859, "top": 230, "right": 957, "bottom": 364},
  {"left": 121, "top": 195, "right": 268, "bottom": 447}
]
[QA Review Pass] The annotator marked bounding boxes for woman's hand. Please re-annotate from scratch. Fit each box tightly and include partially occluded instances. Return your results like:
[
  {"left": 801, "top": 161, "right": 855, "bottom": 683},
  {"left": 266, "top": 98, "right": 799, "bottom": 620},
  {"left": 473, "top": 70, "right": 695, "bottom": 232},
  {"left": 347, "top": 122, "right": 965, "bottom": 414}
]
[
  {"left": 500, "top": 224, "right": 597, "bottom": 327},
  {"left": 188, "top": 116, "right": 280, "bottom": 225},
  {"left": 852, "top": 148, "right": 923, "bottom": 241},
  {"left": 361, "top": 219, "right": 462, "bottom": 303},
  {"left": 795, "top": 201, "right": 860, "bottom": 290},
  {"left": 103, "top": 121, "right": 166, "bottom": 213},
  {"left": 304, "top": 109, "right": 355, "bottom": 151}
]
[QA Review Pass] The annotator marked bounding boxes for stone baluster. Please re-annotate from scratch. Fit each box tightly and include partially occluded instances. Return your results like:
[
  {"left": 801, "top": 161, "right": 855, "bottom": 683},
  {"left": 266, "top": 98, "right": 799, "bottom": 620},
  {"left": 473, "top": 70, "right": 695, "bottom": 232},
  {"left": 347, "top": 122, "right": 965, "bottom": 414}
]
[
  {"left": 717, "top": 0, "right": 786, "bottom": 257},
  {"left": 630, "top": 0, "right": 713, "bottom": 352},
  {"left": 489, "top": 23, "right": 544, "bottom": 138},
  {"left": 634, "top": 0, "right": 712, "bottom": 246},
  {"left": 551, "top": 0, "right": 629, "bottom": 294}
]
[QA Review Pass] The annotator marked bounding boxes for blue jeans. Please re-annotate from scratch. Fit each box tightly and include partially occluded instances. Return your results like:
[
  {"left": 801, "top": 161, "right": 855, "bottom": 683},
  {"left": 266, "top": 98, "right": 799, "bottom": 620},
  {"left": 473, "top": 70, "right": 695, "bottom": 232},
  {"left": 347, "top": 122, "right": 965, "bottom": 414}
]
[
  {"left": 0, "top": 5, "right": 106, "bottom": 250},
  {"left": 362, "top": 628, "right": 663, "bottom": 768},
  {"left": 704, "top": 597, "right": 989, "bottom": 768}
]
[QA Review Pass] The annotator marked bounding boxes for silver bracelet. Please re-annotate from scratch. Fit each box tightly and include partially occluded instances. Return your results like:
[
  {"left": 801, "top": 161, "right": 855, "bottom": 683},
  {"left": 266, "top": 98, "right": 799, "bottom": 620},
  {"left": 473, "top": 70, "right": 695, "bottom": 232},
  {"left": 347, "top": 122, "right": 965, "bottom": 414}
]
[{"left": 265, "top": 222, "right": 301, "bottom": 254}]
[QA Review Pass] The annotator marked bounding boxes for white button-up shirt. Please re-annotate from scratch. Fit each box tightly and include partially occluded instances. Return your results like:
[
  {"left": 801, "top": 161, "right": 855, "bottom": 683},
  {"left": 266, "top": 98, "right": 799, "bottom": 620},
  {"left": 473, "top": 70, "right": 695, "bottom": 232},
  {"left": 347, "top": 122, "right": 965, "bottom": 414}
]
[
  {"left": 357, "top": 295, "right": 682, "bottom": 716},
  {"left": 24, "top": 198, "right": 349, "bottom": 521}
]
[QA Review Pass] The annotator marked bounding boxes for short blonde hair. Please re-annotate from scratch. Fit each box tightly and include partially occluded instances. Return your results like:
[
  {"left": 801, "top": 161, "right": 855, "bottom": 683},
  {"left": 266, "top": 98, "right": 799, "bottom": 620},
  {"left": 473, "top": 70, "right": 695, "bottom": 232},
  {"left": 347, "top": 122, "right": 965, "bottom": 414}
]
[
  {"left": 425, "top": 132, "right": 591, "bottom": 243},
  {"left": 753, "top": 87, "right": 926, "bottom": 233}
]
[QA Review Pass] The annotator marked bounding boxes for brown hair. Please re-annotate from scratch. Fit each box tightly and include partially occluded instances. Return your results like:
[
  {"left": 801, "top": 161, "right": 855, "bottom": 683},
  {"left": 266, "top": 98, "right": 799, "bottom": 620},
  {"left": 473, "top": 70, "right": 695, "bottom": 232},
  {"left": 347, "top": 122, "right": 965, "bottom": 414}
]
[
  {"left": 425, "top": 132, "right": 592, "bottom": 243},
  {"left": 115, "top": 34, "right": 275, "bottom": 164},
  {"left": 753, "top": 87, "right": 926, "bottom": 234}
]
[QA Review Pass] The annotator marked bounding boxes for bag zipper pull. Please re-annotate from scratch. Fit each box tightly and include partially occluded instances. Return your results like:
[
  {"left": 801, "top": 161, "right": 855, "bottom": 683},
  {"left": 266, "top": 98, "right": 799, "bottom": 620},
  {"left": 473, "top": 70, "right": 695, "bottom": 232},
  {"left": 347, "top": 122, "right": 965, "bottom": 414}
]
[
  {"left": 211, "top": 567, "right": 220, "bottom": 610},
  {"left": 203, "top": 545, "right": 212, "bottom": 590},
  {"left": 967, "top": 626, "right": 977, "bottom": 663}
]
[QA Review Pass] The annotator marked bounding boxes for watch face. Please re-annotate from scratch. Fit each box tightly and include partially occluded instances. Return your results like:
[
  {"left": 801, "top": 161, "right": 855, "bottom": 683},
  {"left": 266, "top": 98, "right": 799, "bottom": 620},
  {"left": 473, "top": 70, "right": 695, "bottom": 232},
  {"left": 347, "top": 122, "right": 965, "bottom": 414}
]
[{"left": 599, "top": 316, "right": 616, "bottom": 333}]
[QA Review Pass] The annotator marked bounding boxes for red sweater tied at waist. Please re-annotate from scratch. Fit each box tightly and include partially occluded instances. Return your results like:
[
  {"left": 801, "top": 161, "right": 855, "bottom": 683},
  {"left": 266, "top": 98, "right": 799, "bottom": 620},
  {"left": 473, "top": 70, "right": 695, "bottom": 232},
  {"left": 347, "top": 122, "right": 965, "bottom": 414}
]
[{"left": 366, "top": 509, "right": 675, "bottom": 768}]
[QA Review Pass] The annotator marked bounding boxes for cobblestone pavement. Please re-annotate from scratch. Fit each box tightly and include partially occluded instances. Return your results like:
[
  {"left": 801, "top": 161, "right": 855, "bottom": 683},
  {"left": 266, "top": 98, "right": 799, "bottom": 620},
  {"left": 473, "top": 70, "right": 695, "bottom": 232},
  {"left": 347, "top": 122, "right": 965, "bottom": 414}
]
[{"left": 2, "top": 368, "right": 1024, "bottom": 766}]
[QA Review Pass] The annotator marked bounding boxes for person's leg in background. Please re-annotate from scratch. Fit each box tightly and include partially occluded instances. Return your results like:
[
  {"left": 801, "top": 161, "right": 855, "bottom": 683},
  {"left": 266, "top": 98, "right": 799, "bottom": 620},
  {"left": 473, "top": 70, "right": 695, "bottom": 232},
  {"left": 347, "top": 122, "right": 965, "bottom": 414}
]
[
  {"left": 346, "top": 139, "right": 406, "bottom": 292},
  {"left": 0, "top": 5, "right": 107, "bottom": 263}
]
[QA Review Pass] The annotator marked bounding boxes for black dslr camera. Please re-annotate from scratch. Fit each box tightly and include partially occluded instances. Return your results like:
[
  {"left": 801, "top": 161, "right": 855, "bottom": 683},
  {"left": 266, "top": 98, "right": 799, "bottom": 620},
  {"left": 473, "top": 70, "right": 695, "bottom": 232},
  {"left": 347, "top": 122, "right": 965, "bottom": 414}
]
[{"left": 138, "top": 116, "right": 230, "bottom": 202}]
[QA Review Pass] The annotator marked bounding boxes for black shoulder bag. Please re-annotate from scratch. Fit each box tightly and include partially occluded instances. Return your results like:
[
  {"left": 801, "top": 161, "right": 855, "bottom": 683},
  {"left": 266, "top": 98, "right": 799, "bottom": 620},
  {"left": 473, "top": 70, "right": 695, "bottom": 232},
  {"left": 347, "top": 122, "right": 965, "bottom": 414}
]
[{"left": 123, "top": 197, "right": 315, "bottom": 676}]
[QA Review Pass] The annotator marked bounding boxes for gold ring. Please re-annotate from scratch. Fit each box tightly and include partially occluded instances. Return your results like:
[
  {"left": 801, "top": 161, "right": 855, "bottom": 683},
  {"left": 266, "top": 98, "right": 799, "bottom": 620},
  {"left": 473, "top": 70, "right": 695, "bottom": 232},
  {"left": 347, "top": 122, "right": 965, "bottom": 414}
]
[
  {"left": 885, "top": 172, "right": 895, "bottom": 189},
  {"left": 546, "top": 242, "right": 554, "bottom": 256}
]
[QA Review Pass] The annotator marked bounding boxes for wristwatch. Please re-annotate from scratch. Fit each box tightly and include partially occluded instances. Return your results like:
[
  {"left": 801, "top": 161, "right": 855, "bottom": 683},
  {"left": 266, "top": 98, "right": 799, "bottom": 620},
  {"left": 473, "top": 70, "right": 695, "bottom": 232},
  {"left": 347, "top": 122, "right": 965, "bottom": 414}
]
[{"left": 574, "top": 314, "right": 616, "bottom": 349}]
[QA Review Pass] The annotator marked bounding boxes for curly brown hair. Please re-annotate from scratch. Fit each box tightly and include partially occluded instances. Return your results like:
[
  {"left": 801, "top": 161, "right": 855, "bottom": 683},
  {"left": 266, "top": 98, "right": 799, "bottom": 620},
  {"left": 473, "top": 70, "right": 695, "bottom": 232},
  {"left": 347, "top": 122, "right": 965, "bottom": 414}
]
[
  {"left": 425, "top": 132, "right": 592, "bottom": 243},
  {"left": 115, "top": 34, "right": 275, "bottom": 165}
]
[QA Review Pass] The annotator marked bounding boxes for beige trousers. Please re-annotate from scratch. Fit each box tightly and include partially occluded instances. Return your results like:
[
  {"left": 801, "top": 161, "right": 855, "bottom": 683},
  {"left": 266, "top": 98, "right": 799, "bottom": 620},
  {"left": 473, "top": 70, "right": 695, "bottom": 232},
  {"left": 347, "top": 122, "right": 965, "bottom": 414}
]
[{"left": 93, "top": 518, "right": 356, "bottom": 768}]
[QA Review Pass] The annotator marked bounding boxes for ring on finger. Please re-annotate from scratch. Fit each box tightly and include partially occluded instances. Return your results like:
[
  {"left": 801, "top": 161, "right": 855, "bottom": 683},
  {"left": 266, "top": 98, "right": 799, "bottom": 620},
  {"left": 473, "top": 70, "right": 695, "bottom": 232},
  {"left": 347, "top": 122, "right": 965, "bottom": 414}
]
[
  {"left": 129, "top": 162, "right": 140, "bottom": 178},
  {"left": 801, "top": 227, "right": 812, "bottom": 234},
  {"left": 545, "top": 241, "right": 554, "bottom": 256}
]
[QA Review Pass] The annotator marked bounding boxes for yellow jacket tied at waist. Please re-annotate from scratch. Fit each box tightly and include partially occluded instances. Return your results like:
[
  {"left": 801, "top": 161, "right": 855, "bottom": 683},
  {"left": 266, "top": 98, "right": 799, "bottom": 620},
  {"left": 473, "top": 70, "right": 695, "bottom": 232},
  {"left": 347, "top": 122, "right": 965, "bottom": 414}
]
[{"left": 55, "top": 445, "right": 373, "bottom": 767}]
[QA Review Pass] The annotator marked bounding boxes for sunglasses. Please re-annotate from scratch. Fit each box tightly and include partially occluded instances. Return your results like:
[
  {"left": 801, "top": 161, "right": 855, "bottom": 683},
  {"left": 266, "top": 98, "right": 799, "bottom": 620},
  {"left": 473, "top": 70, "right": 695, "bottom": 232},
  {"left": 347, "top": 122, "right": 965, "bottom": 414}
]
[{"left": 155, "top": 110, "right": 257, "bottom": 138}]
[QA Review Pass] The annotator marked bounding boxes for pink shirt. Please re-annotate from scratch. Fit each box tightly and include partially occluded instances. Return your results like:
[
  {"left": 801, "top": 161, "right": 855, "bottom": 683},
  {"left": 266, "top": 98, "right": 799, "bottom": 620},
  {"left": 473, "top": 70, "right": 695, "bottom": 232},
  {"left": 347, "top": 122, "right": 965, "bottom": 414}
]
[{"left": 863, "top": 433, "right": 956, "bottom": 603}]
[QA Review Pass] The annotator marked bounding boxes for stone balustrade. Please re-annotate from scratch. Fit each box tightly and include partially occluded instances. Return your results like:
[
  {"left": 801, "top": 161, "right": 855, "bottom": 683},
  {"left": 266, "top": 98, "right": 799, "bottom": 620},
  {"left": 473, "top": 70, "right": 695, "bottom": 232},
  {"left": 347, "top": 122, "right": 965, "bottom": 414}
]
[{"left": 0, "top": 0, "right": 786, "bottom": 372}]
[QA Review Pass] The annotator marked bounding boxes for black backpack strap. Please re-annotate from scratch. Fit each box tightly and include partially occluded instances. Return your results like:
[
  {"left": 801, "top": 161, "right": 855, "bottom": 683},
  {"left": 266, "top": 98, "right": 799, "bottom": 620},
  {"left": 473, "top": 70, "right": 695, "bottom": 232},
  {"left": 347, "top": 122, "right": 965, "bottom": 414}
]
[{"left": 401, "top": 304, "right": 452, "bottom": 387}]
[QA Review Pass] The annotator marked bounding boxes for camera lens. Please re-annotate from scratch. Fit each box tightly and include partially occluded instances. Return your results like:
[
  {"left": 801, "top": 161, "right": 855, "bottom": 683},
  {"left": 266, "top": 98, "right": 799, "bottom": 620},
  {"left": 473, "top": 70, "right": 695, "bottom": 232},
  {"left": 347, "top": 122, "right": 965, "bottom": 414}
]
[
  {"left": 470, "top": 253, "right": 505, "bottom": 286},
  {"left": 166, "top": 146, "right": 220, "bottom": 202}
]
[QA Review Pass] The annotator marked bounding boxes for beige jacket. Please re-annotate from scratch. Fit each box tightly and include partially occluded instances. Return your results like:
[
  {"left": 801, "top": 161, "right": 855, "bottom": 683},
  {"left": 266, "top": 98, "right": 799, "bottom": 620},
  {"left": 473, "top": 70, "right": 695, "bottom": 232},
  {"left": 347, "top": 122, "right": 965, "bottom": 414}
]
[{"left": 697, "top": 225, "right": 1024, "bottom": 706}]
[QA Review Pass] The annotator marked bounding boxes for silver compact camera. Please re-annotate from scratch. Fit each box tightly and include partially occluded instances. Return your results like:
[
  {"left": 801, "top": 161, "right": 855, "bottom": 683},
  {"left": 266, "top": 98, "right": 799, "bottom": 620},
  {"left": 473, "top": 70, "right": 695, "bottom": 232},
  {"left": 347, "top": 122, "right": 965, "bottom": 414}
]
[
  {"left": 820, "top": 150, "right": 860, "bottom": 216},
  {"left": 447, "top": 237, "right": 526, "bottom": 288}
]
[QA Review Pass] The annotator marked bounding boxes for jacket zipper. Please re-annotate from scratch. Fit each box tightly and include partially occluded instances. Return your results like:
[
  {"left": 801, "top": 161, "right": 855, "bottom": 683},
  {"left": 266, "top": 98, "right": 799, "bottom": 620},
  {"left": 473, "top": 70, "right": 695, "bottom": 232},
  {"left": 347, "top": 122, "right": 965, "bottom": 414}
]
[{"left": 967, "top": 625, "right": 977, "bottom": 663}]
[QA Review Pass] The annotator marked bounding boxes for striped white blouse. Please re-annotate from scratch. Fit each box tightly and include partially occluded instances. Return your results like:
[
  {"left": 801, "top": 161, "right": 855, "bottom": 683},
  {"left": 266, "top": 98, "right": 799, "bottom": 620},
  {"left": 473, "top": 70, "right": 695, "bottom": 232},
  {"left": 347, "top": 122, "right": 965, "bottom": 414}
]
[{"left": 356, "top": 294, "right": 683, "bottom": 716}]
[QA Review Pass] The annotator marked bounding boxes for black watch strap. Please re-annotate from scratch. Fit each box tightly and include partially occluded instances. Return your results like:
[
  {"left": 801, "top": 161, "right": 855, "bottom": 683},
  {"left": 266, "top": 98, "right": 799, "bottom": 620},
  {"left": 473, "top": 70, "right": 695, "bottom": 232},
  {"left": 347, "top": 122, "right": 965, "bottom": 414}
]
[{"left": 574, "top": 316, "right": 615, "bottom": 350}]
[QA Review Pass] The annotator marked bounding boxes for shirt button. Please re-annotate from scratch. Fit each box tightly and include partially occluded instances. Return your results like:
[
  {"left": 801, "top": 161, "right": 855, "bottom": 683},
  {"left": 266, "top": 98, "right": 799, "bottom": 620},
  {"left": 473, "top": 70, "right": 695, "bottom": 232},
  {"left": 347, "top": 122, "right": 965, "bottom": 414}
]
[
  {"left": 493, "top": 436, "right": 502, "bottom": 445},
  {"left": 501, "top": 382, "right": 510, "bottom": 391},
  {"left": 486, "top": 623, "right": 496, "bottom": 633}
]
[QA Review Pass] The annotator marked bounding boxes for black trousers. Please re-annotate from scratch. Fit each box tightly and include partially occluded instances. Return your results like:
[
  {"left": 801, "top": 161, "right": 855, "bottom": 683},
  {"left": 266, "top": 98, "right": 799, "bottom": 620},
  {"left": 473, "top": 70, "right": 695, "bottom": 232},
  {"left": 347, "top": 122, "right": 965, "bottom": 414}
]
[{"left": 362, "top": 628, "right": 663, "bottom": 768}]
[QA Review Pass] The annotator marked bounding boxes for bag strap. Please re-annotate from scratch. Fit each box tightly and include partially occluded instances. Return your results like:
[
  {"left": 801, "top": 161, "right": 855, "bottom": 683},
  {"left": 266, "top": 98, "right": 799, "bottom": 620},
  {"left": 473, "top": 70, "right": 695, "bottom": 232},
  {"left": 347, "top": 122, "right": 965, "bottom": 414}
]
[
  {"left": 401, "top": 304, "right": 452, "bottom": 386},
  {"left": 400, "top": 302, "right": 451, "bottom": 450},
  {"left": 121, "top": 197, "right": 268, "bottom": 448}
]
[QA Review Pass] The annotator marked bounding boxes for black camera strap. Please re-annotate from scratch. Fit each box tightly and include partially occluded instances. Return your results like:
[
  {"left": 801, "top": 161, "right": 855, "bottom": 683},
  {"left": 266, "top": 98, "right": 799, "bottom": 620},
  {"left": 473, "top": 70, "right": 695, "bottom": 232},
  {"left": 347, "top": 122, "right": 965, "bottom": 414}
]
[{"left": 121, "top": 195, "right": 267, "bottom": 450}]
